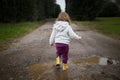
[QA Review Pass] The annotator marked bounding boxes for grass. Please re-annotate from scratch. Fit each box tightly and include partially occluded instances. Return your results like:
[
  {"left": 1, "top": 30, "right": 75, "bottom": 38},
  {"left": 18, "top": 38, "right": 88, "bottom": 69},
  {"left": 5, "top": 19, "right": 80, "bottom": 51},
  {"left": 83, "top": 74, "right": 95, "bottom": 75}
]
[
  {"left": 0, "top": 21, "right": 46, "bottom": 50},
  {"left": 74, "top": 17, "right": 120, "bottom": 39}
]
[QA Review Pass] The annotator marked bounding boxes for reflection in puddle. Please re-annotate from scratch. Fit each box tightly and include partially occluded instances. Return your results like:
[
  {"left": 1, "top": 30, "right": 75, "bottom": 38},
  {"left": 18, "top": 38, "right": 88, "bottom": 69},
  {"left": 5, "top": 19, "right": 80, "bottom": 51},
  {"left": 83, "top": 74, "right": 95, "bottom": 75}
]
[
  {"left": 26, "top": 63, "right": 49, "bottom": 80},
  {"left": 26, "top": 56, "right": 119, "bottom": 80},
  {"left": 54, "top": 69, "right": 69, "bottom": 80},
  {"left": 26, "top": 63, "right": 69, "bottom": 80},
  {"left": 73, "top": 56, "right": 118, "bottom": 65}
]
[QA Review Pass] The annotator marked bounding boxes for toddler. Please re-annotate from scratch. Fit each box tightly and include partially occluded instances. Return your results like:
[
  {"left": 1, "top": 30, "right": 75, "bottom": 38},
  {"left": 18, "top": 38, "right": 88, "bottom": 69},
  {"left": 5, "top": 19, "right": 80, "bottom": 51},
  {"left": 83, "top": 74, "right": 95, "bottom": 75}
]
[{"left": 49, "top": 12, "right": 82, "bottom": 70}]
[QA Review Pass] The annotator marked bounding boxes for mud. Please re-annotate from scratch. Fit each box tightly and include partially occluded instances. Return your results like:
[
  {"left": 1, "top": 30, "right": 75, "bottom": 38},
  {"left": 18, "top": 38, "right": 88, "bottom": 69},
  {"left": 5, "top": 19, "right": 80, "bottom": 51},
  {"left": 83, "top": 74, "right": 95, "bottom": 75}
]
[
  {"left": 27, "top": 63, "right": 49, "bottom": 80},
  {"left": 73, "top": 55, "right": 119, "bottom": 65},
  {"left": 0, "top": 22, "right": 120, "bottom": 80}
]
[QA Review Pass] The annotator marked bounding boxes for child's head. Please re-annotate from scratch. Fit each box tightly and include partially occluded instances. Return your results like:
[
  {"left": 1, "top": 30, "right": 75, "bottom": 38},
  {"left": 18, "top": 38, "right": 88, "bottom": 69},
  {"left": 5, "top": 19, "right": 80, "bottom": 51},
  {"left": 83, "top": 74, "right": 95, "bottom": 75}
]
[{"left": 56, "top": 12, "right": 71, "bottom": 24}]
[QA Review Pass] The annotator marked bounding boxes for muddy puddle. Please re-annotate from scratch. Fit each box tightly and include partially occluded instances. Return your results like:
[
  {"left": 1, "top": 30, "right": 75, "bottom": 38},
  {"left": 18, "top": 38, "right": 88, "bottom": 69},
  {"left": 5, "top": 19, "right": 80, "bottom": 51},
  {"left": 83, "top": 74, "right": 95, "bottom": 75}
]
[
  {"left": 73, "top": 56, "right": 119, "bottom": 65},
  {"left": 26, "top": 63, "right": 52, "bottom": 80},
  {"left": 26, "top": 56, "right": 119, "bottom": 80},
  {"left": 26, "top": 63, "right": 72, "bottom": 80},
  {"left": 26, "top": 62, "right": 69, "bottom": 80}
]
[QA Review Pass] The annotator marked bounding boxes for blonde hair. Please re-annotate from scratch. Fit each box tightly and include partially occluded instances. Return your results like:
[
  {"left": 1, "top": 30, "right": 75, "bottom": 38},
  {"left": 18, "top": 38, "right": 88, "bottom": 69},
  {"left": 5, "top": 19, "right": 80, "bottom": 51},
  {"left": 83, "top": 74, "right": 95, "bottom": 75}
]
[{"left": 56, "top": 12, "right": 71, "bottom": 24}]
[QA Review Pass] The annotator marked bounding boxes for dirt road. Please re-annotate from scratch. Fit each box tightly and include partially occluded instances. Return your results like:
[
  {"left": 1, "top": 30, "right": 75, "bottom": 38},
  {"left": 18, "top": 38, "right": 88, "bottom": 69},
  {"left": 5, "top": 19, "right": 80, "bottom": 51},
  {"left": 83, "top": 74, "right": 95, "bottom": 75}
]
[{"left": 0, "top": 22, "right": 120, "bottom": 80}]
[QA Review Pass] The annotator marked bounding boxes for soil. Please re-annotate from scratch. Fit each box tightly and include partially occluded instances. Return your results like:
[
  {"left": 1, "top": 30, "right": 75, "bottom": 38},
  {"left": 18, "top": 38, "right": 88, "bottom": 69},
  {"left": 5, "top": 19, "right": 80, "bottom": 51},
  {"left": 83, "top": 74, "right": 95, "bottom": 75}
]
[{"left": 0, "top": 21, "right": 120, "bottom": 80}]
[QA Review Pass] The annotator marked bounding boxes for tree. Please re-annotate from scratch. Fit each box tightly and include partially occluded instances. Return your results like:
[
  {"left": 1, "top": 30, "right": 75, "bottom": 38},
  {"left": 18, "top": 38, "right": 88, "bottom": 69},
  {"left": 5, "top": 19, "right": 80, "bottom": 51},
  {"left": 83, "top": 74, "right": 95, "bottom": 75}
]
[
  {"left": 54, "top": 4, "right": 61, "bottom": 18},
  {"left": 0, "top": 0, "right": 17, "bottom": 22},
  {"left": 66, "top": 0, "right": 105, "bottom": 20},
  {"left": 116, "top": 0, "right": 120, "bottom": 5},
  {"left": 0, "top": 0, "right": 61, "bottom": 22},
  {"left": 0, "top": 0, "right": 37, "bottom": 22},
  {"left": 45, "top": 0, "right": 61, "bottom": 18},
  {"left": 35, "top": 0, "right": 46, "bottom": 20},
  {"left": 16, "top": 0, "right": 36, "bottom": 21},
  {"left": 99, "top": 1, "right": 120, "bottom": 17}
]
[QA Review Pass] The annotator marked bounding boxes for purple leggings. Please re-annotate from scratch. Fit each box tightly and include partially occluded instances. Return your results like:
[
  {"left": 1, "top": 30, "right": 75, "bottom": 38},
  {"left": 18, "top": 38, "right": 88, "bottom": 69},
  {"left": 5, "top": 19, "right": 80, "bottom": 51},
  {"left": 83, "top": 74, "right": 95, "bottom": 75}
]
[{"left": 55, "top": 43, "right": 69, "bottom": 64}]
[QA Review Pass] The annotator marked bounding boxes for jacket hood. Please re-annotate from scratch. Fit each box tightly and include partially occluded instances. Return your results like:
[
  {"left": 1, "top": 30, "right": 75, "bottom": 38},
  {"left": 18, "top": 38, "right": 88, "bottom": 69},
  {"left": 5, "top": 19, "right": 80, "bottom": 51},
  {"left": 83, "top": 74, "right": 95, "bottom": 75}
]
[{"left": 54, "top": 21, "right": 69, "bottom": 32}]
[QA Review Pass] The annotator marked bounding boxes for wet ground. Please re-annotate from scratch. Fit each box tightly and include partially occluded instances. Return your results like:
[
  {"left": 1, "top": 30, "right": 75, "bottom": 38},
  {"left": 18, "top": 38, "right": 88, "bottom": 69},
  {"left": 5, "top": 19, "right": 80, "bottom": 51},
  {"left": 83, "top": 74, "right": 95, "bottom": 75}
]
[{"left": 0, "top": 22, "right": 120, "bottom": 80}]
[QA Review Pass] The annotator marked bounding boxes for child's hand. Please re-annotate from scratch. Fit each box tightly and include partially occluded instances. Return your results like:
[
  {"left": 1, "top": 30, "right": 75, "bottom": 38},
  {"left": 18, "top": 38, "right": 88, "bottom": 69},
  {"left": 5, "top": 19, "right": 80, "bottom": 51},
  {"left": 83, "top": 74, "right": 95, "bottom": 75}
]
[
  {"left": 78, "top": 36, "right": 82, "bottom": 40},
  {"left": 50, "top": 44, "right": 54, "bottom": 47}
]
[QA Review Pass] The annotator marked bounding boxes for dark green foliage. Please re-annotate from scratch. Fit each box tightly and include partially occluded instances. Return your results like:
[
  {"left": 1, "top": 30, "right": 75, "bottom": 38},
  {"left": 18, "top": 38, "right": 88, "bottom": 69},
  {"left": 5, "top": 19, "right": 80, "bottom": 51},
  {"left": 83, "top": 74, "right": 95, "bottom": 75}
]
[
  {"left": 118, "top": 10, "right": 120, "bottom": 17},
  {"left": 116, "top": 0, "right": 120, "bottom": 5},
  {"left": 99, "top": 1, "right": 120, "bottom": 17},
  {"left": 0, "top": 0, "right": 17, "bottom": 22},
  {"left": 0, "top": 0, "right": 61, "bottom": 22},
  {"left": 54, "top": 4, "right": 61, "bottom": 18},
  {"left": 0, "top": 0, "right": 36, "bottom": 22},
  {"left": 116, "top": 0, "right": 120, "bottom": 17},
  {"left": 35, "top": 0, "right": 46, "bottom": 20},
  {"left": 66, "top": 0, "right": 105, "bottom": 21},
  {"left": 16, "top": 0, "right": 36, "bottom": 21},
  {"left": 45, "top": 0, "right": 55, "bottom": 18}
]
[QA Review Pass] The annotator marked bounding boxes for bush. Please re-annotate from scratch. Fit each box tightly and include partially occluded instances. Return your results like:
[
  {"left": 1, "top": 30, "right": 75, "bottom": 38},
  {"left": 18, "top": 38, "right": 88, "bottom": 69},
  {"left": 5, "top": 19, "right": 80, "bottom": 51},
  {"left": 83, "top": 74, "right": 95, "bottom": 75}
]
[
  {"left": 53, "top": 4, "right": 61, "bottom": 18},
  {"left": 117, "top": 10, "right": 120, "bottom": 17},
  {"left": 0, "top": 0, "right": 61, "bottom": 22},
  {"left": 66, "top": 0, "right": 105, "bottom": 21},
  {"left": 99, "top": 1, "right": 120, "bottom": 17}
]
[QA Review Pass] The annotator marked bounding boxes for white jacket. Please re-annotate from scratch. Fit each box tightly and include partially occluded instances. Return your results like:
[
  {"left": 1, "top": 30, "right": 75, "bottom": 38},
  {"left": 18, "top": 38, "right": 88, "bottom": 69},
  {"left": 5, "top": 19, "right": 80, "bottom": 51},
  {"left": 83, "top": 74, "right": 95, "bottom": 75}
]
[{"left": 49, "top": 21, "right": 81, "bottom": 45}]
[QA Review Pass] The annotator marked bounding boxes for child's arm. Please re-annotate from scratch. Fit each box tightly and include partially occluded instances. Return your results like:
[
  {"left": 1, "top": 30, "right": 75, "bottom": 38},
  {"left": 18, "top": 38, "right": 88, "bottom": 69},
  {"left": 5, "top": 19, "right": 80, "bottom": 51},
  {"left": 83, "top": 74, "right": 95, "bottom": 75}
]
[
  {"left": 49, "top": 27, "right": 56, "bottom": 46},
  {"left": 68, "top": 26, "right": 82, "bottom": 40}
]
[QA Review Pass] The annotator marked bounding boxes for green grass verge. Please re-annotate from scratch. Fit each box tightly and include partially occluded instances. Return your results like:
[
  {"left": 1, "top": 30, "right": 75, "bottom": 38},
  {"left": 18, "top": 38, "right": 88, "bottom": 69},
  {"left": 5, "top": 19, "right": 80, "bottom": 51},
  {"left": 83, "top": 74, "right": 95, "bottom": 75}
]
[
  {"left": 0, "top": 21, "right": 46, "bottom": 50},
  {"left": 75, "top": 17, "right": 120, "bottom": 39}
]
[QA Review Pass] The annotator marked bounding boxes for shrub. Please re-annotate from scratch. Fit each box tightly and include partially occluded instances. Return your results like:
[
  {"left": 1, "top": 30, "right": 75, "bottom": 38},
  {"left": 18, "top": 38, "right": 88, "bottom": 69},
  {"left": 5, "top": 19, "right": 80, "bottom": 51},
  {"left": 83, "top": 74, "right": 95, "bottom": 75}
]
[
  {"left": 99, "top": 1, "right": 120, "bottom": 17},
  {"left": 0, "top": 0, "right": 61, "bottom": 22},
  {"left": 66, "top": 0, "right": 105, "bottom": 20}
]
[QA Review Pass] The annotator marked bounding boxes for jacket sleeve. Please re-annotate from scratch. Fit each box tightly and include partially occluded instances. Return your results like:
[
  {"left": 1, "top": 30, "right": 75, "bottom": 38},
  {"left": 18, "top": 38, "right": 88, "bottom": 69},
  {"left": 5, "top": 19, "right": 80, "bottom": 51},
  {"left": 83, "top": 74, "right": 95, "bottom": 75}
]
[
  {"left": 49, "top": 27, "right": 56, "bottom": 45},
  {"left": 68, "top": 25, "right": 82, "bottom": 40}
]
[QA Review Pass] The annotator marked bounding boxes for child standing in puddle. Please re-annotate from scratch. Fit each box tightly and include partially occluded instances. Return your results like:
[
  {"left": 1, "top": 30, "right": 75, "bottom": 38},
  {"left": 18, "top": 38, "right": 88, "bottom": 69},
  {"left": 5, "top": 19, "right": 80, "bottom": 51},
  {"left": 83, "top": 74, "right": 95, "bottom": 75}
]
[{"left": 49, "top": 12, "right": 82, "bottom": 70}]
